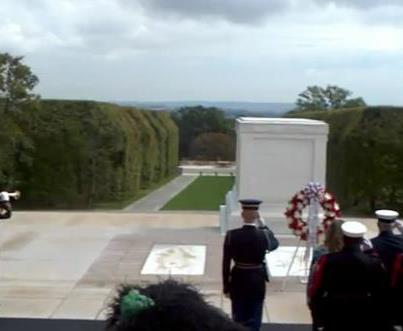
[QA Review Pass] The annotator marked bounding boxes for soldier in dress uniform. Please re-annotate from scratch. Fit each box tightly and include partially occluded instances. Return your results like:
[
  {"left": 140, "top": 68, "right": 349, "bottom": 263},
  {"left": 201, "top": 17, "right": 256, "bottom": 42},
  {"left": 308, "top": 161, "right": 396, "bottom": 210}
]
[
  {"left": 222, "top": 199, "right": 279, "bottom": 331},
  {"left": 371, "top": 210, "right": 403, "bottom": 276},
  {"left": 308, "top": 221, "right": 391, "bottom": 331},
  {"left": 371, "top": 210, "right": 403, "bottom": 327}
]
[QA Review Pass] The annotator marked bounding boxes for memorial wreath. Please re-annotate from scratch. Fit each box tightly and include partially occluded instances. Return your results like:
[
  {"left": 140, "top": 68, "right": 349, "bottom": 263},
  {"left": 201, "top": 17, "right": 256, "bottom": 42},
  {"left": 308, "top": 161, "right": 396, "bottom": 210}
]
[{"left": 285, "top": 183, "right": 341, "bottom": 240}]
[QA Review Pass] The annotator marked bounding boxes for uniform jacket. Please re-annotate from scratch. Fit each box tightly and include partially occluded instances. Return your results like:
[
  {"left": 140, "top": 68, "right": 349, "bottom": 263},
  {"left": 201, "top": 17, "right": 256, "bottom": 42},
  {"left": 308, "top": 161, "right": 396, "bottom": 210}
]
[
  {"left": 372, "top": 231, "right": 403, "bottom": 326},
  {"left": 308, "top": 244, "right": 390, "bottom": 331},
  {"left": 371, "top": 230, "right": 403, "bottom": 276},
  {"left": 222, "top": 224, "right": 278, "bottom": 300}
]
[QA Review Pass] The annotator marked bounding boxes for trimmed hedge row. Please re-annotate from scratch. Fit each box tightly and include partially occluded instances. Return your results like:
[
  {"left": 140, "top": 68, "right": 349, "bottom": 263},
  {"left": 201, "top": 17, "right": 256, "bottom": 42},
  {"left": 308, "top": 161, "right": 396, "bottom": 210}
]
[
  {"left": 286, "top": 107, "right": 403, "bottom": 214},
  {"left": 0, "top": 100, "right": 178, "bottom": 208}
]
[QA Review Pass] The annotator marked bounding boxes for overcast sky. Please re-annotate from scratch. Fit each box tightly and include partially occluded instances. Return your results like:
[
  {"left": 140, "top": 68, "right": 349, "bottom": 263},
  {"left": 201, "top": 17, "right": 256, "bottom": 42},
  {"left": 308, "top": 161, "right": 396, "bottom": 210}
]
[{"left": 1, "top": 0, "right": 402, "bottom": 105}]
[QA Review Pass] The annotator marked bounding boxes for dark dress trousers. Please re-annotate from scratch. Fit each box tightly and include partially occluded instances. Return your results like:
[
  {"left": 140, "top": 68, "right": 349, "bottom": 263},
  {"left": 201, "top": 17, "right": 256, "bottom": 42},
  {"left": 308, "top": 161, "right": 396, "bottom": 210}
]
[
  {"left": 222, "top": 224, "right": 278, "bottom": 331},
  {"left": 309, "top": 244, "right": 391, "bottom": 331}
]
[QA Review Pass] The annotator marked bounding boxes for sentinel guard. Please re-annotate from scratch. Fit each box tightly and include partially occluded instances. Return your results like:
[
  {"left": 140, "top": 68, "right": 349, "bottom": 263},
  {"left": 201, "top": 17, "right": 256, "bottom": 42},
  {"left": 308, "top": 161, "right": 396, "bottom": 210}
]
[{"left": 222, "top": 199, "right": 279, "bottom": 331}]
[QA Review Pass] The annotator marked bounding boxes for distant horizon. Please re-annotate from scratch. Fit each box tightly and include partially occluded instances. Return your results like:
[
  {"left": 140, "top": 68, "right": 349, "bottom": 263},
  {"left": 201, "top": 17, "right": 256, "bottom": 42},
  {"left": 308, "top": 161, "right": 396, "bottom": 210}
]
[
  {"left": 39, "top": 97, "right": 296, "bottom": 105},
  {"left": 113, "top": 100, "right": 295, "bottom": 104},
  {"left": 38, "top": 97, "right": 403, "bottom": 108}
]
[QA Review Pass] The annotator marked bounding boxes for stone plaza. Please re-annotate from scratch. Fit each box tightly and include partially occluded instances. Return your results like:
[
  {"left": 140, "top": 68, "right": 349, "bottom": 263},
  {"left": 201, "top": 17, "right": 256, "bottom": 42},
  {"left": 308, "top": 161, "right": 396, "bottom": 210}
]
[{"left": 0, "top": 210, "right": 379, "bottom": 323}]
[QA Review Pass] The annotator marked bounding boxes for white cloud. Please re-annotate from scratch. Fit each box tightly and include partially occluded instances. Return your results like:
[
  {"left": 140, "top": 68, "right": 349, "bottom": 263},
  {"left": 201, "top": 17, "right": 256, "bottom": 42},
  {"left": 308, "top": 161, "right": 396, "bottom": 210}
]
[
  {"left": 314, "top": 0, "right": 403, "bottom": 9},
  {"left": 0, "top": 0, "right": 402, "bottom": 104},
  {"left": 129, "top": 0, "right": 291, "bottom": 25}
]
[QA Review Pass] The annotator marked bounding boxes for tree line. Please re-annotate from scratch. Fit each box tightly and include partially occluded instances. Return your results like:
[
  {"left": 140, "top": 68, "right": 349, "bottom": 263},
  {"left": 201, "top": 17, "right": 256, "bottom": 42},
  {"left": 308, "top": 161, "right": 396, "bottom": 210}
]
[
  {"left": 286, "top": 106, "right": 403, "bottom": 213},
  {"left": 171, "top": 106, "right": 235, "bottom": 161}
]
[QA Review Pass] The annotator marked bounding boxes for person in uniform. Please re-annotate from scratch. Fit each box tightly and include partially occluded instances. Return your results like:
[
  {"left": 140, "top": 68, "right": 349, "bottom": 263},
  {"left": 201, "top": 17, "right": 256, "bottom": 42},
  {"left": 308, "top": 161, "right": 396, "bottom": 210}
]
[
  {"left": 371, "top": 210, "right": 403, "bottom": 276},
  {"left": 308, "top": 221, "right": 390, "bottom": 331},
  {"left": 222, "top": 199, "right": 279, "bottom": 331},
  {"left": 371, "top": 210, "right": 403, "bottom": 327},
  {"left": 0, "top": 190, "right": 20, "bottom": 219}
]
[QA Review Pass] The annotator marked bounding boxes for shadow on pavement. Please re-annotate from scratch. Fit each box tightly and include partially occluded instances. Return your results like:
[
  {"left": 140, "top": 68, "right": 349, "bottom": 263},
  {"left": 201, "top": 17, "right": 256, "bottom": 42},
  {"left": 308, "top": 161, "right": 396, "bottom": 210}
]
[{"left": 0, "top": 318, "right": 311, "bottom": 331}]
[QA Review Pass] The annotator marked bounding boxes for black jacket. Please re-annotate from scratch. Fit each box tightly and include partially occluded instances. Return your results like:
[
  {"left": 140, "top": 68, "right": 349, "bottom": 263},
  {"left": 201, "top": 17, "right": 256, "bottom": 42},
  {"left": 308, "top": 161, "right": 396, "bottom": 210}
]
[
  {"left": 371, "top": 230, "right": 403, "bottom": 276},
  {"left": 372, "top": 231, "right": 403, "bottom": 326},
  {"left": 222, "top": 224, "right": 278, "bottom": 300},
  {"left": 309, "top": 244, "right": 390, "bottom": 331}
]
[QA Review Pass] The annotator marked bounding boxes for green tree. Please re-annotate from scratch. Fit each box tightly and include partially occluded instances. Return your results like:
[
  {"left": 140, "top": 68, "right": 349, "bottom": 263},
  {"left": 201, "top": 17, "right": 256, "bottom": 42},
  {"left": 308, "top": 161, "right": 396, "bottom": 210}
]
[
  {"left": 190, "top": 132, "right": 235, "bottom": 161},
  {"left": 0, "top": 52, "right": 39, "bottom": 112},
  {"left": 172, "top": 106, "right": 234, "bottom": 159},
  {"left": 295, "top": 85, "right": 366, "bottom": 112}
]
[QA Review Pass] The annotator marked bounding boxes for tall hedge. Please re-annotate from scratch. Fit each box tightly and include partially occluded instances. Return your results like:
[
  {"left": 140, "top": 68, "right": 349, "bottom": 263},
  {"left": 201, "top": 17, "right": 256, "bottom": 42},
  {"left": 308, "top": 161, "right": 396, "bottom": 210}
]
[
  {"left": 155, "top": 111, "right": 179, "bottom": 177},
  {"left": 142, "top": 111, "right": 167, "bottom": 182},
  {"left": 124, "top": 108, "right": 159, "bottom": 189},
  {"left": 286, "top": 107, "right": 403, "bottom": 213},
  {"left": 0, "top": 100, "right": 178, "bottom": 208}
]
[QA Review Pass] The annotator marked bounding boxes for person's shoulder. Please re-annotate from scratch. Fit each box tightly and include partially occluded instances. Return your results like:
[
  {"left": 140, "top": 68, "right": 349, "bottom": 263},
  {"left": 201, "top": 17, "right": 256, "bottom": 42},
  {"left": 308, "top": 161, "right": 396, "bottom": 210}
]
[
  {"left": 371, "top": 234, "right": 383, "bottom": 244},
  {"left": 229, "top": 228, "right": 245, "bottom": 236},
  {"left": 325, "top": 250, "right": 351, "bottom": 264},
  {"left": 227, "top": 227, "right": 253, "bottom": 239},
  {"left": 395, "top": 233, "right": 403, "bottom": 241},
  {"left": 225, "top": 228, "right": 241, "bottom": 238},
  {"left": 361, "top": 252, "right": 385, "bottom": 269},
  {"left": 314, "top": 245, "right": 328, "bottom": 254},
  {"left": 325, "top": 250, "right": 340, "bottom": 260},
  {"left": 374, "top": 233, "right": 403, "bottom": 245}
]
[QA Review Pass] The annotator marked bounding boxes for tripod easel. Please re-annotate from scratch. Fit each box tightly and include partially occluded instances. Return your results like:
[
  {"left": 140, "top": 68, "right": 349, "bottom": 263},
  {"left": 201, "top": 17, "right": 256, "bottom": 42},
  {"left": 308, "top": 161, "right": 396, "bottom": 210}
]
[{"left": 281, "top": 199, "right": 320, "bottom": 291}]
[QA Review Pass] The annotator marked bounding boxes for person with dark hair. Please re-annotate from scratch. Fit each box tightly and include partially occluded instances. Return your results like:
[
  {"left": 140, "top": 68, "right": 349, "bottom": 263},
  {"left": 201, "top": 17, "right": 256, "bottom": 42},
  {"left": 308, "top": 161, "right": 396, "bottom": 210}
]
[
  {"left": 311, "top": 219, "right": 345, "bottom": 266},
  {"left": 307, "top": 219, "right": 344, "bottom": 330},
  {"left": 106, "top": 279, "right": 246, "bottom": 331},
  {"left": 222, "top": 199, "right": 279, "bottom": 331},
  {"left": 308, "top": 221, "right": 391, "bottom": 331}
]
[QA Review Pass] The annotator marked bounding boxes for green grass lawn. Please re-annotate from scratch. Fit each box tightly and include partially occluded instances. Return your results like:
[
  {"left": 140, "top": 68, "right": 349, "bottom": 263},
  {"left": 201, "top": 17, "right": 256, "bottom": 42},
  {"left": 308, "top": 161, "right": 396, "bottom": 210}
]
[{"left": 161, "top": 176, "right": 235, "bottom": 211}]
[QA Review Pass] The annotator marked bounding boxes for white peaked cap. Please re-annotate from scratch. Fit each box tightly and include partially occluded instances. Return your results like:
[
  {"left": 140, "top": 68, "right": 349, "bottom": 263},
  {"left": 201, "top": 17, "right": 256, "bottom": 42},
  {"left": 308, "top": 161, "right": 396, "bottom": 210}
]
[
  {"left": 375, "top": 209, "right": 399, "bottom": 221},
  {"left": 341, "top": 221, "right": 367, "bottom": 238}
]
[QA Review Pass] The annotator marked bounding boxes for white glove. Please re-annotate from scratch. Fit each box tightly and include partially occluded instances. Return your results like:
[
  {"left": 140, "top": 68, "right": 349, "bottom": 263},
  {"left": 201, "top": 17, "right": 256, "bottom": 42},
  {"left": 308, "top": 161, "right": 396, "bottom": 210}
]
[
  {"left": 394, "top": 220, "right": 403, "bottom": 234},
  {"left": 257, "top": 217, "right": 266, "bottom": 228}
]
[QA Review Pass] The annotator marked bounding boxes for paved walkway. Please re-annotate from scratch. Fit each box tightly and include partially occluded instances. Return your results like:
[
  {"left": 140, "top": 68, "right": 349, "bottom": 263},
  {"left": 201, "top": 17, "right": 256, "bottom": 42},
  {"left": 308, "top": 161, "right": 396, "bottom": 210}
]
[
  {"left": 0, "top": 211, "right": 309, "bottom": 322},
  {"left": 0, "top": 212, "right": 380, "bottom": 322},
  {"left": 123, "top": 175, "right": 197, "bottom": 212}
]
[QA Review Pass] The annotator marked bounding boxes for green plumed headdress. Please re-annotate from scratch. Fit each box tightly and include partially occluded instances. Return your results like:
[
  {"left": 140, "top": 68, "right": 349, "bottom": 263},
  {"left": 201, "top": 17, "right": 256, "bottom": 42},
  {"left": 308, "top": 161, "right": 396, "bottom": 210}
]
[{"left": 120, "top": 289, "right": 155, "bottom": 320}]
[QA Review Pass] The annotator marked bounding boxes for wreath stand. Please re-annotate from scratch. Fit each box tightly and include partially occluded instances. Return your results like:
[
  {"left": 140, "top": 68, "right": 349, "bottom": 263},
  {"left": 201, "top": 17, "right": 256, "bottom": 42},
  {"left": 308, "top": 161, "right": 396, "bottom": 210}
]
[{"left": 281, "top": 197, "right": 320, "bottom": 291}]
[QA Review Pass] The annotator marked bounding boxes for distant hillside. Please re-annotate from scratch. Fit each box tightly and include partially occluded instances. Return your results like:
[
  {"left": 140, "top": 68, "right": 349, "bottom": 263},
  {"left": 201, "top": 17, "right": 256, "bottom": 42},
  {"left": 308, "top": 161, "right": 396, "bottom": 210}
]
[{"left": 116, "top": 101, "right": 295, "bottom": 117}]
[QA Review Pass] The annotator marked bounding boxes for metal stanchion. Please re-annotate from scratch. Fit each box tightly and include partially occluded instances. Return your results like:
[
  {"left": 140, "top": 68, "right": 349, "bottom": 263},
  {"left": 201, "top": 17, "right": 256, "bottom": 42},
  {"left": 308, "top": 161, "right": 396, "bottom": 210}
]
[{"left": 282, "top": 196, "right": 320, "bottom": 290}]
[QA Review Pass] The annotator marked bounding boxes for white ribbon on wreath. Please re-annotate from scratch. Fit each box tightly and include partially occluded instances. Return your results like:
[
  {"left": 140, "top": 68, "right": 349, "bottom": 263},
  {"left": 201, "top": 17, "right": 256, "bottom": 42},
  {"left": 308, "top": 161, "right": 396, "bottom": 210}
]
[{"left": 303, "top": 182, "right": 324, "bottom": 264}]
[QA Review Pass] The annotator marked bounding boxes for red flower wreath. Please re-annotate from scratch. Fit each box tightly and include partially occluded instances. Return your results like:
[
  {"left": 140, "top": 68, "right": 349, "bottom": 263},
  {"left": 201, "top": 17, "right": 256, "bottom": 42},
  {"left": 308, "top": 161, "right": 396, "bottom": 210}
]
[{"left": 284, "top": 188, "right": 341, "bottom": 240}]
